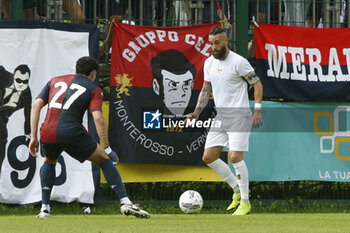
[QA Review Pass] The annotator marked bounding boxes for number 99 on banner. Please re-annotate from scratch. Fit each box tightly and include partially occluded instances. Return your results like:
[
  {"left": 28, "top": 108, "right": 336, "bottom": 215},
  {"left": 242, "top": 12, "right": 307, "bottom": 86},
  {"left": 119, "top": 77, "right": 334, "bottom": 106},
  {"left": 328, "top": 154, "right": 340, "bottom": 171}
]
[{"left": 6, "top": 135, "right": 67, "bottom": 189}]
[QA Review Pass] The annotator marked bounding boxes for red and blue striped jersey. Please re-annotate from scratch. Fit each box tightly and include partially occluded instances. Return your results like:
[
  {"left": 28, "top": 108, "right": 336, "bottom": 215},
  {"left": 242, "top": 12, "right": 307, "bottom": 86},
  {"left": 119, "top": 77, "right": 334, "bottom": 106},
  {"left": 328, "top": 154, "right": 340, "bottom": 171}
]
[{"left": 37, "top": 74, "right": 103, "bottom": 143}]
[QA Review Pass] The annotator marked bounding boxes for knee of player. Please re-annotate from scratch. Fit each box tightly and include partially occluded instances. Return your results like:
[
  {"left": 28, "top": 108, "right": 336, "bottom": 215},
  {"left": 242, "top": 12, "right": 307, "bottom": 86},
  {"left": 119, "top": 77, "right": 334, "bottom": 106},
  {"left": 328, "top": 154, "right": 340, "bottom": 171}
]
[
  {"left": 87, "top": 148, "right": 110, "bottom": 165},
  {"left": 94, "top": 154, "right": 110, "bottom": 166},
  {"left": 230, "top": 155, "right": 243, "bottom": 164},
  {"left": 202, "top": 155, "right": 214, "bottom": 164},
  {"left": 91, "top": 156, "right": 110, "bottom": 166}
]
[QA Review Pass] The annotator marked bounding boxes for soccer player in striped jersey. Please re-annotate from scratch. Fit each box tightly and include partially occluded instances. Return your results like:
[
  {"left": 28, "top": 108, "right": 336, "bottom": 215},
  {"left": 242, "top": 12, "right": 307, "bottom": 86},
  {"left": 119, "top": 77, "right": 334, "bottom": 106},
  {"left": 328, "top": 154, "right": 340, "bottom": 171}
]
[{"left": 29, "top": 56, "right": 150, "bottom": 219}]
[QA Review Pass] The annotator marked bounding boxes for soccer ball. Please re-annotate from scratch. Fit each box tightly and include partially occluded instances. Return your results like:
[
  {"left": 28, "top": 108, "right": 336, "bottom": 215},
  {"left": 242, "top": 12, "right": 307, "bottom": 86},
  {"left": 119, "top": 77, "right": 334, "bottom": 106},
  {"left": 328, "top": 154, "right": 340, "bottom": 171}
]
[{"left": 179, "top": 190, "right": 203, "bottom": 213}]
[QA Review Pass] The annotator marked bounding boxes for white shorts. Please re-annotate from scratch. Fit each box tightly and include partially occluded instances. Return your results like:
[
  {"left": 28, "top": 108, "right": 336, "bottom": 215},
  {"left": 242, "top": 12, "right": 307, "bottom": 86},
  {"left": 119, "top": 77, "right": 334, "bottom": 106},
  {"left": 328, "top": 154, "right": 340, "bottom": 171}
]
[{"left": 204, "top": 114, "right": 252, "bottom": 152}]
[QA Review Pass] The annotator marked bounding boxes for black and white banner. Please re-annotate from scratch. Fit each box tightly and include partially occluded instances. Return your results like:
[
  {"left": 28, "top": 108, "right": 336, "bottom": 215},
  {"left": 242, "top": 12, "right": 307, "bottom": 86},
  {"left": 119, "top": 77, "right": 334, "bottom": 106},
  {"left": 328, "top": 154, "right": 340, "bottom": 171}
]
[{"left": 0, "top": 21, "right": 99, "bottom": 204}]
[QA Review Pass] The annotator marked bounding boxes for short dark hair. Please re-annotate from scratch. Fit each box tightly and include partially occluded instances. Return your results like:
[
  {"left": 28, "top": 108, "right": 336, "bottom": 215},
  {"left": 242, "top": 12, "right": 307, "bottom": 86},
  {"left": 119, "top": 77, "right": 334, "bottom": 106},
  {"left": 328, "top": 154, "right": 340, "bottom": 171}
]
[
  {"left": 76, "top": 56, "right": 99, "bottom": 76},
  {"left": 14, "top": 64, "right": 31, "bottom": 77},
  {"left": 209, "top": 26, "right": 227, "bottom": 36},
  {"left": 150, "top": 49, "right": 196, "bottom": 84}
]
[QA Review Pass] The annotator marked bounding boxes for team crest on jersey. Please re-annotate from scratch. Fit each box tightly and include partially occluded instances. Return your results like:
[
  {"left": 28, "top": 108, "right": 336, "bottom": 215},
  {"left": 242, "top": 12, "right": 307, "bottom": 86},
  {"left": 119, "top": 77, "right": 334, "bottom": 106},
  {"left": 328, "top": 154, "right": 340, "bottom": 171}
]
[
  {"left": 115, "top": 73, "right": 133, "bottom": 98},
  {"left": 217, "top": 69, "right": 222, "bottom": 75}
]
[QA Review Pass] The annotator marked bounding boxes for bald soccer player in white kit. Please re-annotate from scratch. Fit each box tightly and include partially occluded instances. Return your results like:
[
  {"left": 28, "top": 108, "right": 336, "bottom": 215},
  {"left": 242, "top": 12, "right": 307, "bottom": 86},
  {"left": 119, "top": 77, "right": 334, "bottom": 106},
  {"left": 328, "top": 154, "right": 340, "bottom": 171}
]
[{"left": 187, "top": 26, "right": 263, "bottom": 215}]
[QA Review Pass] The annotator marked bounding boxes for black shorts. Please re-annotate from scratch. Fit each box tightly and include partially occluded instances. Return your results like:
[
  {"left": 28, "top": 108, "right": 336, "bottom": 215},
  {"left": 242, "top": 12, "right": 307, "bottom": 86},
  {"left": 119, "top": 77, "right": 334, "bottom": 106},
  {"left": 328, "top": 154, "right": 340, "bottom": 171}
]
[{"left": 40, "top": 133, "right": 98, "bottom": 163}]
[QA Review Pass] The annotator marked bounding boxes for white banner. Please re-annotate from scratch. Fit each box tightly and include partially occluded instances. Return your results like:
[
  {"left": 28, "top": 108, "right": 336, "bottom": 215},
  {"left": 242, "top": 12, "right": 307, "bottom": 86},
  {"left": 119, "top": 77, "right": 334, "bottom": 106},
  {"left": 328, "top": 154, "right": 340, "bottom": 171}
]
[{"left": 0, "top": 23, "right": 98, "bottom": 204}]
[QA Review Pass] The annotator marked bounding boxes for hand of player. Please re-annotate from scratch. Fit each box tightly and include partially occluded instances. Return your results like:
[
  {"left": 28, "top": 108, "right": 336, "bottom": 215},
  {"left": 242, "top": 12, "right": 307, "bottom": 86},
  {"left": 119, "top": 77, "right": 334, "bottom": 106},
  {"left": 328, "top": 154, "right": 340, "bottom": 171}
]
[
  {"left": 184, "top": 112, "right": 199, "bottom": 127},
  {"left": 185, "top": 112, "right": 199, "bottom": 122},
  {"left": 252, "top": 110, "right": 262, "bottom": 128},
  {"left": 29, "top": 138, "right": 39, "bottom": 157},
  {"left": 105, "top": 146, "right": 119, "bottom": 165}
]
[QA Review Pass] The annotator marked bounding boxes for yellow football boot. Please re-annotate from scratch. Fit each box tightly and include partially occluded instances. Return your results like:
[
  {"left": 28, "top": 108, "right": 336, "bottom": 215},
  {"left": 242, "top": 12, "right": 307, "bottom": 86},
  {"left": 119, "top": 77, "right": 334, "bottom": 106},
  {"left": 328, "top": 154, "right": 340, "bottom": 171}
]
[
  {"left": 227, "top": 190, "right": 240, "bottom": 211},
  {"left": 232, "top": 201, "right": 251, "bottom": 216}
]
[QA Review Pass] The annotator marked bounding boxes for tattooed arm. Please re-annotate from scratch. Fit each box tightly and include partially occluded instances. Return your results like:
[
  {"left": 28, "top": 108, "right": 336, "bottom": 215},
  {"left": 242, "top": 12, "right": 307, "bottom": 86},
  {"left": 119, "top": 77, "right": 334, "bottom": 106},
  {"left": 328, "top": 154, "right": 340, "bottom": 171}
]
[
  {"left": 252, "top": 80, "right": 263, "bottom": 128},
  {"left": 186, "top": 82, "right": 212, "bottom": 120}
]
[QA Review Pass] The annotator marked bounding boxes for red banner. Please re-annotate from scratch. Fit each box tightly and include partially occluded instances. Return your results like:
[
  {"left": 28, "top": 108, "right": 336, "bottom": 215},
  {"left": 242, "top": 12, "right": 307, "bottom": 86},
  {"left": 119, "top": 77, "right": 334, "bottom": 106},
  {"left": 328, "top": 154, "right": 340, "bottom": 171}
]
[
  {"left": 109, "top": 22, "right": 221, "bottom": 165},
  {"left": 254, "top": 23, "right": 350, "bottom": 101},
  {"left": 111, "top": 22, "right": 219, "bottom": 89}
]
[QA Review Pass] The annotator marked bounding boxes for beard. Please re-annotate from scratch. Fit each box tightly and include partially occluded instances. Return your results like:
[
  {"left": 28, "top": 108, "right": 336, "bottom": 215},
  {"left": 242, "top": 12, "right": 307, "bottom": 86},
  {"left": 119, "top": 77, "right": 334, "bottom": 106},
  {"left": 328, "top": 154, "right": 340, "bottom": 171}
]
[{"left": 211, "top": 46, "right": 227, "bottom": 60}]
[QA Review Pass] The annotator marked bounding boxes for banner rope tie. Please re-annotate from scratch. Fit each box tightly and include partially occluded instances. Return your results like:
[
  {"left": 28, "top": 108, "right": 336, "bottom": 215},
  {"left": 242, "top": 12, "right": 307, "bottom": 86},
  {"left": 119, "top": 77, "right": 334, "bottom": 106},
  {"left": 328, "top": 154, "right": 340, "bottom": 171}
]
[
  {"left": 252, "top": 16, "right": 259, "bottom": 28},
  {"left": 101, "top": 19, "right": 115, "bottom": 56}
]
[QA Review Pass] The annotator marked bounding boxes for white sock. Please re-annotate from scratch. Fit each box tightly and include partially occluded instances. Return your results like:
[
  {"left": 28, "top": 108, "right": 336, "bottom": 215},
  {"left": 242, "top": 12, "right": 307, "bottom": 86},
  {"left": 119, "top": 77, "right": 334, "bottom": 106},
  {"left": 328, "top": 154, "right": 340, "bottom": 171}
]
[
  {"left": 120, "top": 197, "right": 132, "bottom": 205},
  {"left": 233, "top": 160, "right": 249, "bottom": 203},
  {"left": 41, "top": 204, "right": 50, "bottom": 212},
  {"left": 207, "top": 158, "right": 239, "bottom": 190}
]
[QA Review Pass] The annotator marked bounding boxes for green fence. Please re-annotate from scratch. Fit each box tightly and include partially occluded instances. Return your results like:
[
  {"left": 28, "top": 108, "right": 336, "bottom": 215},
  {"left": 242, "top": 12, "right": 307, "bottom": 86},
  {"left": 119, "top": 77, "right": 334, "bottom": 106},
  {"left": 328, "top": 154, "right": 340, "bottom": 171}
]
[{"left": 100, "top": 181, "right": 350, "bottom": 209}]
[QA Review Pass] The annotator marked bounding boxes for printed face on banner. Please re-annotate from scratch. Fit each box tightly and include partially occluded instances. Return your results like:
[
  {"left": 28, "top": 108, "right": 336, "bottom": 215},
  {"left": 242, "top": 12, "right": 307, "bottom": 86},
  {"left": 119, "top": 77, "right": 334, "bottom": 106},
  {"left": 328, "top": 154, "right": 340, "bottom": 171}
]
[
  {"left": 13, "top": 68, "right": 30, "bottom": 92},
  {"left": 151, "top": 49, "right": 196, "bottom": 116},
  {"left": 160, "top": 70, "right": 193, "bottom": 114},
  {"left": 0, "top": 65, "right": 32, "bottom": 177},
  {"left": 0, "top": 25, "right": 96, "bottom": 205},
  {"left": 110, "top": 22, "right": 221, "bottom": 166}
]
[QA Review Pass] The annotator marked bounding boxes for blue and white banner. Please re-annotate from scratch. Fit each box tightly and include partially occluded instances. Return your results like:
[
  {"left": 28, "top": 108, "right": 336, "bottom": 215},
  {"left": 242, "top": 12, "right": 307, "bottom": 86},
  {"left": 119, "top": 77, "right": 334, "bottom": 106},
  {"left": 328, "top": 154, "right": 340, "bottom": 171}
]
[
  {"left": 240, "top": 101, "right": 350, "bottom": 182},
  {"left": 0, "top": 21, "right": 99, "bottom": 204}
]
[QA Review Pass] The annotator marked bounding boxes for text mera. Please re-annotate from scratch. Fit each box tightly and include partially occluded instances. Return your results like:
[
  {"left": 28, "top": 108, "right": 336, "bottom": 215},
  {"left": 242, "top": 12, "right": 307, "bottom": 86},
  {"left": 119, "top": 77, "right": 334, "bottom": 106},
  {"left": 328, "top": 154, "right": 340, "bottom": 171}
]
[{"left": 265, "top": 43, "right": 350, "bottom": 82}]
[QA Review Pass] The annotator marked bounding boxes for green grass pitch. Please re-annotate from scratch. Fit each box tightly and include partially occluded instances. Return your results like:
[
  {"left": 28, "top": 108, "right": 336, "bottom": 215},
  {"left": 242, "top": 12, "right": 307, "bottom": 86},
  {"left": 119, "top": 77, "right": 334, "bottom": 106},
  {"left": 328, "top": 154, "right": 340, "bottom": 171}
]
[{"left": 1, "top": 213, "right": 350, "bottom": 233}]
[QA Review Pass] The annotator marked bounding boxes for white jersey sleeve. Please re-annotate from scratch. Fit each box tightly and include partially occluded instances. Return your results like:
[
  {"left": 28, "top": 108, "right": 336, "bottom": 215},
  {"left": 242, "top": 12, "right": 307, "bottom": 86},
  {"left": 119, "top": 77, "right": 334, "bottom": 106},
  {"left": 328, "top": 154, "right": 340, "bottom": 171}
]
[
  {"left": 203, "top": 58, "right": 211, "bottom": 83},
  {"left": 237, "top": 58, "right": 254, "bottom": 77}
]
